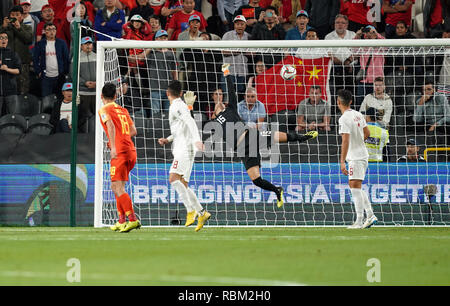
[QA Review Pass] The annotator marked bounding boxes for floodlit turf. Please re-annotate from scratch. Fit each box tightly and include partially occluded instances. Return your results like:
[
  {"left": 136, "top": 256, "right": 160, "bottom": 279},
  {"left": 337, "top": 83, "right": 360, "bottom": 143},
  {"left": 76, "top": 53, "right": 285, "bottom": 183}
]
[{"left": 0, "top": 227, "right": 448, "bottom": 286}]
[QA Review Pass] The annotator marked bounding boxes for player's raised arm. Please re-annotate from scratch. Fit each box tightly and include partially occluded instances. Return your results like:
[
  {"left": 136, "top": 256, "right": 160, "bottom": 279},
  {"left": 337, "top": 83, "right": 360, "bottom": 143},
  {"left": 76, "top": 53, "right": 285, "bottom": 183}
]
[
  {"left": 182, "top": 91, "right": 203, "bottom": 150},
  {"left": 222, "top": 64, "right": 238, "bottom": 111}
]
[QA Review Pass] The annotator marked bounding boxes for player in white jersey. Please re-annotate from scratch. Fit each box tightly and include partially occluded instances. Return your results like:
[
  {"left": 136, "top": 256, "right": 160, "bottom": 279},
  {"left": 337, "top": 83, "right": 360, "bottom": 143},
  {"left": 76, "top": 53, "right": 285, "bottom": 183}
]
[
  {"left": 337, "top": 89, "right": 378, "bottom": 229},
  {"left": 158, "top": 81, "right": 211, "bottom": 232}
]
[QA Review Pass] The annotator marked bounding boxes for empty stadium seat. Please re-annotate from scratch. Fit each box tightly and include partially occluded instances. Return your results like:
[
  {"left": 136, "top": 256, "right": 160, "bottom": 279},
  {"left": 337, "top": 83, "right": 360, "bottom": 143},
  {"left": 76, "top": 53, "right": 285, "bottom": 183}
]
[
  {"left": 41, "top": 94, "right": 58, "bottom": 114},
  {"left": 27, "top": 113, "right": 53, "bottom": 135},
  {"left": 0, "top": 114, "right": 27, "bottom": 135},
  {"left": 8, "top": 94, "right": 41, "bottom": 118}
]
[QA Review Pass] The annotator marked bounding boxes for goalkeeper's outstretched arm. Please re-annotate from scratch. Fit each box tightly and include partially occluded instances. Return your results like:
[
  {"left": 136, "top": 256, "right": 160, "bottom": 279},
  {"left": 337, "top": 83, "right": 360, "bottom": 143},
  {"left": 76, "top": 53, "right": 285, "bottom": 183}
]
[{"left": 222, "top": 64, "right": 238, "bottom": 111}]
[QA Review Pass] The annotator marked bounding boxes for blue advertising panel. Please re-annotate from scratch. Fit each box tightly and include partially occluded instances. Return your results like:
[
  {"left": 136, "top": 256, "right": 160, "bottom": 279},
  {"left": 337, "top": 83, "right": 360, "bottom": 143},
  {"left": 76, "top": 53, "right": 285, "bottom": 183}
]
[
  {"left": 129, "top": 163, "right": 450, "bottom": 205},
  {"left": 0, "top": 163, "right": 448, "bottom": 225}
]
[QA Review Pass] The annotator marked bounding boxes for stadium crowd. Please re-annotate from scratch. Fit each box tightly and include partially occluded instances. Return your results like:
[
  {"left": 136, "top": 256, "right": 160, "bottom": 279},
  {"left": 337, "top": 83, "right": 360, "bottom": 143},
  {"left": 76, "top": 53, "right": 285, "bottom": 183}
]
[{"left": 0, "top": 0, "right": 449, "bottom": 160}]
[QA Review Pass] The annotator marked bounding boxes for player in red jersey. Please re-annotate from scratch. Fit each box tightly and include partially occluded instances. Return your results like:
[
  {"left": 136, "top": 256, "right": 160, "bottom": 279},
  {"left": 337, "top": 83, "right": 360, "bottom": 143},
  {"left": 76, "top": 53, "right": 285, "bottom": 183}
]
[{"left": 98, "top": 82, "right": 141, "bottom": 232}]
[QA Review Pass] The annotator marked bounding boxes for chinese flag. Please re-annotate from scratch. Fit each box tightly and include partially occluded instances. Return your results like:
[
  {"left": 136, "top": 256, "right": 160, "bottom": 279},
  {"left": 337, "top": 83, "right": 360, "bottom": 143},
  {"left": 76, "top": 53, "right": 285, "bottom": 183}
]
[
  {"left": 255, "top": 55, "right": 331, "bottom": 115},
  {"left": 241, "top": 8, "right": 256, "bottom": 19}
]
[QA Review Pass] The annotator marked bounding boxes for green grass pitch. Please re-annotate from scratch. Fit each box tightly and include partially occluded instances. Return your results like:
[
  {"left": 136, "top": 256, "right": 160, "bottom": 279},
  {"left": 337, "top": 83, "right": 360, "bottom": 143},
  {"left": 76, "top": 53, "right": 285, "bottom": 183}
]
[{"left": 0, "top": 227, "right": 448, "bottom": 286}]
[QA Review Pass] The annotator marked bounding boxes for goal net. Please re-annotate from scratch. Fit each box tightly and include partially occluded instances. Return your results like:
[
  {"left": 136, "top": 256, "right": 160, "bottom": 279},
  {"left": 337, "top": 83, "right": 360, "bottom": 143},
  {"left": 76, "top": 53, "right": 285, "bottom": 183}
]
[{"left": 94, "top": 38, "right": 450, "bottom": 227}]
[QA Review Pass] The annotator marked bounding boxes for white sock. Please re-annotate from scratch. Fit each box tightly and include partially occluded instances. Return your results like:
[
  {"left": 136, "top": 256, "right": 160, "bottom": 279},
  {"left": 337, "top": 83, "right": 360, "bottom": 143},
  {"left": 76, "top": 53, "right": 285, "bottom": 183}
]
[
  {"left": 186, "top": 187, "right": 204, "bottom": 216},
  {"left": 171, "top": 180, "right": 194, "bottom": 213},
  {"left": 350, "top": 188, "right": 364, "bottom": 224},
  {"left": 361, "top": 190, "right": 374, "bottom": 218}
]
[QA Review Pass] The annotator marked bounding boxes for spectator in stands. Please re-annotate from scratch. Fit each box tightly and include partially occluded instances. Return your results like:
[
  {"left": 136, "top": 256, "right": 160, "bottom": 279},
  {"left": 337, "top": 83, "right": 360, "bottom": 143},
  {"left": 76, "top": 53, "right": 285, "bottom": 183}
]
[
  {"left": 222, "top": 15, "right": 250, "bottom": 102},
  {"left": 392, "top": 20, "right": 417, "bottom": 39},
  {"left": 365, "top": 107, "right": 390, "bottom": 162},
  {"left": 217, "top": 0, "right": 247, "bottom": 32},
  {"left": 33, "top": 22, "right": 70, "bottom": 98},
  {"left": 382, "top": 0, "right": 415, "bottom": 39},
  {"left": 359, "top": 77, "right": 393, "bottom": 129},
  {"left": 295, "top": 85, "right": 331, "bottom": 132},
  {"left": 177, "top": 13, "right": 203, "bottom": 40},
  {"left": 123, "top": 14, "right": 152, "bottom": 76},
  {"left": 36, "top": 3, "right": 55, "bottom": 42},
  {"left": 2, "top": 5, "right": 32, "bottom": 95},
  {"left": 271, "top": 0, "right": 303, "bottom": 31},
  {"left": 74, "top": 36, "right": 96, "bottom": 132},
  {"left": 175, "top": 14, "right": 203, "bottom": 83},
  {"left": 20, "top": 1, "right": 39, "bottom": 48},
  {"left": 80, "top": 0, "right": 96, "bottom": 24},
  {"left": 36, "top": 4, "right": 55, "bottom": 43},
  {"left": 325, "top": 14, "right": 356, "bottom": 116},
  {"left": 130, "top": 0, "right": 155, "bottom": 21},
  {"left": 385, "top": 20, "right": 421, "bottom": 114},
  {"left": 50, "top": 2, "right": 72, "bottom": 50},
  {"left": 439, "top": 28, "right": 450, "bottom": 85},
  {"left": 166, "top": 0, "right": 207, "bottom": 40},
  {"left": 72, "top": 1, "right": 94, "bottom": 41},
  {"left": 285, "top": 10, "right": 310, "bottom": 40},
  {"left": 161, "top": 0, "right": 183, "bottom": 30},
  {"left": 413, "top": 80, "right": 450, "bottom": 142},
  {"left": 235, "top": 0, "right": 264, "bottom": 35},
  {"left": 149, "top": 0, "right": 166, "bottom": 16},
  {"left": 149, "top": 15, "right": 162, "bottom": 40},
  {"left": 305, "top": 27, "right": 319, "bottom": 40},
  {"left": 0, "top": 30, "right": 20, "bottom": 117},
  {"left": 342, "top": 0, "right": 374, "bottom": 33},
  {"left": 250, "top": 6, "right": 285, "bottom": 68},
  {"left": 424, "top": 0, "right": 450, "bottom": 38},
  {"left": 353, "top": 25, "right": 385, "bottom": 110},
  {"left": 237, "top": 87, "right": 267, "bottom": 129},
  {"left": 50, "top": 82, "right": 73, "bottom": 133},
  {"left": 210, "top": 87, "right": 226, "bottom": 120},
  {"left": 247, "top": 58, "right": 265, "bottom": 88},
  {"left": 304, "top": 0, "right": 340, "bottom": 39},
  {"left": 27, "top": 0, "right": 47, "bottom": 20},
  {"left": 325, "top": 13, "right": 356, "bottom": 42},
  {"left": 397, "top": 138, "right": 426, "bottom": 162},
  {"left": 70, "top": 1, "right": 94, "bottom": 58},
  {"left": 94, "top": 0, "right": 126, "bottom": 41},
  {"left": 141, "top": 29, "right": 178, "bottom": 116}
]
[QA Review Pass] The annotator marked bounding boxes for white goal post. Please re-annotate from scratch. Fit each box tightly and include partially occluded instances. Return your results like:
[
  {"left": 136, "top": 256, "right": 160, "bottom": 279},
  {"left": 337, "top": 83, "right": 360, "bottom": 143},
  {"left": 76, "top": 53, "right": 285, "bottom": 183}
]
[{"left": 94, "top": 38, "right": 450, "bottom": 228}]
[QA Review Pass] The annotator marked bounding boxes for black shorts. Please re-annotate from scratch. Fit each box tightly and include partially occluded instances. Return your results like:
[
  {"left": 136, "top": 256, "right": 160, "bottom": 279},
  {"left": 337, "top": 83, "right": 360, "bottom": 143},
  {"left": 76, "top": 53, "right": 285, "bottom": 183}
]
[{"left": 237, "top": 129, "right": 272, "bottom": 170}]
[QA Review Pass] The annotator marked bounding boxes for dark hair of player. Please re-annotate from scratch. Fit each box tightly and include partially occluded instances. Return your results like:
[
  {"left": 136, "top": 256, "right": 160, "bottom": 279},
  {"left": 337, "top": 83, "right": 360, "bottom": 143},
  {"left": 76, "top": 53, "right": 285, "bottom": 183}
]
[
  {"left": 337, "top": 89, "right": 352, "bottom": 106},
  {"left": 167, "top": 80, "right": 182, "bottom": 97},
  {"left": 102, "top": 82, "right": 117, "bottom": 100}
]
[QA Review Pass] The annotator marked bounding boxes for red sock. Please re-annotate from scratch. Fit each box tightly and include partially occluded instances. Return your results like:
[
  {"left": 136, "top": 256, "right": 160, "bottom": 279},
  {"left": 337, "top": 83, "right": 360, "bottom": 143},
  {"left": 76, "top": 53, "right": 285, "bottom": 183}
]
[
  {"left": 119, "top": 193, "right": 136, "bottom": 222},
  {"left": 115, "top": 196, "right": 126, "bottom": 223}
]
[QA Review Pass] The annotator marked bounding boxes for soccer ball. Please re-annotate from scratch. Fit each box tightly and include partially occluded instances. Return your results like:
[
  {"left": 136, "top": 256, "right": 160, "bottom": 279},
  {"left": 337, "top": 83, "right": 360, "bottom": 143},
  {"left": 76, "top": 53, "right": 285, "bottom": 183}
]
[{"left": 280, "top": 64, "right": 296, "bottom": 81}]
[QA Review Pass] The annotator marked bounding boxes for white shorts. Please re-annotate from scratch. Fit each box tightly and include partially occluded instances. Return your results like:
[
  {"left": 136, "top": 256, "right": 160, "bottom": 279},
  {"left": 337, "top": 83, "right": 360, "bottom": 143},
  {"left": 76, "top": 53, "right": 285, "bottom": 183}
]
[
  {"left": 169, "top": 155, "right": 194, "bottom": 182},
  {"left": 347, "top": 160, "right": 368, "bottom": 181}
]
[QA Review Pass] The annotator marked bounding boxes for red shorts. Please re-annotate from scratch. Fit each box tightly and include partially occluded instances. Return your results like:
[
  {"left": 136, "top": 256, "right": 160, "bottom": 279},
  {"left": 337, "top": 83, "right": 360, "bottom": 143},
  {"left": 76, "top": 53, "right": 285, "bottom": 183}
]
[{"left": 110, "top": 151, "right": 137, "bottom": 182}]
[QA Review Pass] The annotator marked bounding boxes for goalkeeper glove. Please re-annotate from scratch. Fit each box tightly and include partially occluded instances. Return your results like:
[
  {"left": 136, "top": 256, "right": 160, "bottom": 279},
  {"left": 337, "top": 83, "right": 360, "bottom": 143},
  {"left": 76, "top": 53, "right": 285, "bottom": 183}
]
[
  {"left": 222, "top": 63, "right": 230, "bottom": 77},
  {"left": 184, "top": 91, "right": 196, "bottom": 111}
]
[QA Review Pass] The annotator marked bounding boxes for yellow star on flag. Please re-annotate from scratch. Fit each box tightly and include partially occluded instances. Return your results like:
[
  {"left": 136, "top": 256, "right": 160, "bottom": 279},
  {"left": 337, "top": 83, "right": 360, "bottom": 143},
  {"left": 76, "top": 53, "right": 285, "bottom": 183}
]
[
  {"left": 297, "top": 81, "right": 302, "bottom": 87},
  {"left": 307, "top": 66, "right": 322, "bottom": 80}
]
